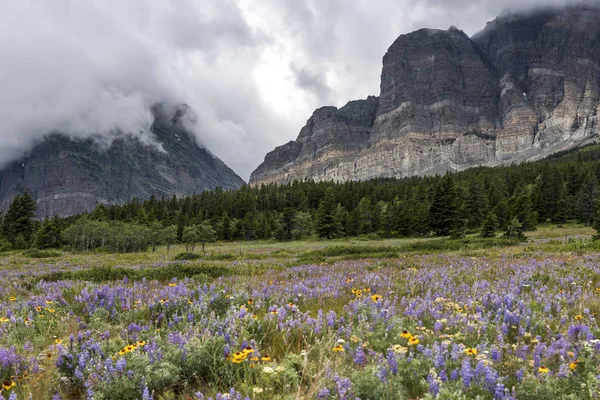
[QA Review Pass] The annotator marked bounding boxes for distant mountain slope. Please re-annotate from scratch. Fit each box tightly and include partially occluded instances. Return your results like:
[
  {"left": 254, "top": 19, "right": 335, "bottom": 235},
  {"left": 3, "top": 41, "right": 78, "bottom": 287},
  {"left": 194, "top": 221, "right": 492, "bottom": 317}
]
[
  {"left": 250, "top": 4, "right": 600, "bottom": 185},
  {"left": 0, "top": 104, "right": 244, "bottom": 217}
]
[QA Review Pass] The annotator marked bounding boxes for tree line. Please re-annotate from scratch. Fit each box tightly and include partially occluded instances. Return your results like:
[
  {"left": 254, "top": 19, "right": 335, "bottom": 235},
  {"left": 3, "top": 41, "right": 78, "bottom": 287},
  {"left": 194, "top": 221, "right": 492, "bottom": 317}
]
[{"left": 3, "top": 145, "right": 600, "bottom": 252}]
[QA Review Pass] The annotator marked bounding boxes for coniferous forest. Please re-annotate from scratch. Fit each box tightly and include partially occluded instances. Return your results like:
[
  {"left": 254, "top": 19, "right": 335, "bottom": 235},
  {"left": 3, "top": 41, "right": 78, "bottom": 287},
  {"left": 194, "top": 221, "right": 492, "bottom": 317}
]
[{"left": 3, "top": 144, "right": 600, "bottom": 252}]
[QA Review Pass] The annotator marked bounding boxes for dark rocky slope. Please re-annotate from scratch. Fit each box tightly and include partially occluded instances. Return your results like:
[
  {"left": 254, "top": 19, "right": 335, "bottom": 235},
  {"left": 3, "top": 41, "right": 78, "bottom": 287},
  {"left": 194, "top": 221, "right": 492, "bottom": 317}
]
[
  {"left": 250, "top": 4, "right": 600, "bottom": 185},
  {"left": 0, "top": 105, "right": 244, "bottom": 217}
]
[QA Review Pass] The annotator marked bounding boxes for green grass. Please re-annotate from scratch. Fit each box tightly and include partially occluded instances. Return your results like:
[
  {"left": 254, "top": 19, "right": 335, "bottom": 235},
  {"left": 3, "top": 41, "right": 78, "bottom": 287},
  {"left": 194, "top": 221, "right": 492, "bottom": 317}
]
[
  {"left": 0, "top": 222, "right": 595, "bottom": 278},
  {"left": 32, "top": 263, "right": 232, "bottom": 285},
  {"left": 22, "top": 249, "right": 62, "bottom": 258}
]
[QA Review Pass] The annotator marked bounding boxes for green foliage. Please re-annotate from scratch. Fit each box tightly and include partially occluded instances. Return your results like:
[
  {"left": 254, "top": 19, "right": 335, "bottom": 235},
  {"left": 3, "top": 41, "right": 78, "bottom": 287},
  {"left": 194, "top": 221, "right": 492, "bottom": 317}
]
[
  {"left": 7, "top": 143, "right": 600, "bottom": 251},
  {"left": 316, "top": 188, "right": 342, "bottom": 239},
  {"left": 1, "top": 191, "right": 37, "bottom": 248},
  {"left": 182, "top": 225, "right": 200, "bottom": 251},
  {"left": 33, "top": 263, "right": 231, "bottom": 284},
  {"left": 0, "top": 238, "right": 12, "bottom": 252},
  {"left": 197, "top": 221, "right": 217, "bottom": 253},
  {"left": 593, "top": 202, "right": 600, "bottom": 240},
  {"left": 62, "top": 218, "right": 152, "bottom": 252},
  {"left": 481, "top": 212, "right": 499, "bottom": 238},
  {"left": 429, "top": 174, "right": 460, "bottom": 236},
  {"left": 22, "top": 249, "right": 61, "bottom": 258},
  {"left": 34, "top": 218, "right": 62, "bottom": 249},
  {"left": 173, "top": 252, "right": 203, "bottom": 261},
  {"left": 505, "top": 217, "right": 526, "bottom": 240}
]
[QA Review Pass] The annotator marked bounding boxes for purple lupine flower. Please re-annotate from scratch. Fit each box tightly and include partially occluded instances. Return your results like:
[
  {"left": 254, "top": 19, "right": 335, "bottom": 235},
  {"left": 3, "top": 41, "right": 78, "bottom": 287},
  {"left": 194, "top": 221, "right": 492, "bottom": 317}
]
[
  {"left": 317, "top": 388, "right": 330, "bottom": 399},
  {"left": 387, "top": 349, "right": 398, "bottom": 375},
  {"left": 428, "top": 373, "right": 440, "bottom": 395},
  {"left": 491, "top": 347, "right": 501, "bottom": 362},
  {"left": 461, "top": 358, "right": 474, "bottom": 387},
  {"left": 450, "top": 368, "right": 459, "bottom": 381},
  {"left": 515, "top": 368, "right": 524, "bottom": 382},
  {"left": 334, "top": 375, "right": 352, "bottom": 400},
  {"left": 494, "top": 383, "right": 506, "bottom": 399},
  {"left": 354, "top": 346, "right": 366, "bottom": 366},
  {"left": 378, "top": 367, "right": 389, "bottom": 382}
]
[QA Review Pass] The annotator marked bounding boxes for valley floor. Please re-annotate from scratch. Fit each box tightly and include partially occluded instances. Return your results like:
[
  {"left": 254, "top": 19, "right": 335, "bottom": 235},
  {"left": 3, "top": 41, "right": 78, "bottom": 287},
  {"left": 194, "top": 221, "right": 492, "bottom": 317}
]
[{"left": 0, "top": 224, "right": 599, "bottom": 399}]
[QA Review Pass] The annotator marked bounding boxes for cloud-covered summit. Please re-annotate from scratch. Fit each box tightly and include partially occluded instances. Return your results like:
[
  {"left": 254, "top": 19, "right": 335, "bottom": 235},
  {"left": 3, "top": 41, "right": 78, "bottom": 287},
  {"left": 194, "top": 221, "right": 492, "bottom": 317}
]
[{"left": 0, "top": 0, "right": 591, "bottom": 180}]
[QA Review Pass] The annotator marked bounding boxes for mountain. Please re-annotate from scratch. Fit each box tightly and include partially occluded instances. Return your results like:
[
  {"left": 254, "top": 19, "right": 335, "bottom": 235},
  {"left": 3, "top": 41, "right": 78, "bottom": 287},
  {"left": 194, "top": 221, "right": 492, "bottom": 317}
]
[
  {"left": 0, "top": 104, "right": 244, "bottom": 217},
  {"left": 250, "top": 4, "right": 600, "bottom": 185}
]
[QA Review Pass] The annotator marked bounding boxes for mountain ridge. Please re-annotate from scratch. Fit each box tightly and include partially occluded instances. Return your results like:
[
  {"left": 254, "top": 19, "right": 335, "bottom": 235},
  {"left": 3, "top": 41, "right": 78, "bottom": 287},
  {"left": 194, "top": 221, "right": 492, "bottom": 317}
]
[
  {"left": 0, "top": 104, "right": 244, "bottom": 217},
  {"left": 250, "top": 4, "right": 600, "bottom": 185}
]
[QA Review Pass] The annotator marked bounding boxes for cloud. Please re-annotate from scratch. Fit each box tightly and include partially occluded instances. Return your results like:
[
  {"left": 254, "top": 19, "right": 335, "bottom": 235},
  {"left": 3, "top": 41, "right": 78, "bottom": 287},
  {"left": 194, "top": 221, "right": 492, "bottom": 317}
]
[{"left": 0, "top": 0, "right": 590, "bottom": 180}]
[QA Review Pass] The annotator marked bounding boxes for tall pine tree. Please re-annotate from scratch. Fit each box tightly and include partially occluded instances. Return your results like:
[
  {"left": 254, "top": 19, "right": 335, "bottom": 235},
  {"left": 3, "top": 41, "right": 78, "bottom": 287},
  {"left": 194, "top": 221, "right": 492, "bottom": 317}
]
[
  {"left": 2, "top": 192, "right": 37, "bottom": 248},
  {"left": 429, "top": 174, "right": 460, "bottom": 236},
  {"left": 316, "top": 188, "right": 341, "bottom": 239}
]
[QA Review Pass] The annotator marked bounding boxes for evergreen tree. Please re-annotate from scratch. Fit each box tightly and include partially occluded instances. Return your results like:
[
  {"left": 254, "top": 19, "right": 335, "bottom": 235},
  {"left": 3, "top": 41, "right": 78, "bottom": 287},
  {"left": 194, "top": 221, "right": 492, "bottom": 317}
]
[
  {"left": 392, "top": 198, "right": 411, "bottom": 237},
  {"left": 34, "top": 218, "right": 62, "bottom": 249},
  {"left": 2, "top": 192, "right": 37, "bottom": 248},
  {"left": 505, "top": 217, "right": 525, "bottom": 240},
  {"left": 316, "top": 188, "right": 341, "bottom": 239},
  {"left": 553, "top": 182, "right": 568, "bottom": 224},
  {"left": 493, "top": 198, "right": 510, "bottom": 229},
  {"left": 291, "top": 211, "right": 314, "bottom": 240},
  {"left": 429, "top": 174, "right": 460, "bottom": 236},
  {"left": 90, "top": 204, "right": 108, "bottom": 221},
  {"left": 411, "top": 200, "right": 431, "bottom": 237},
  {"left": 276, "top": 208, "right": 296, "bottom": 241},
  {"left": 592, "top": 203, "right": 600, "bottom": 240},
  {"left": 481, "top": 212, "right": 499, "bottom": 238},
  {"left": 467, "top": 182, "right": 488, "bottom": 228},
  {"left": 334, "top": 204, "right": 348, "bottom": 237},
  {"left": 578, "top": 170, "right": 599, "bottom": 225},
  {"left": 510, "top": 188, "right": 538, "bottom": 231},
  {"left": 219, "top": 212, "right": 233, "bottom": 241},
  {"left": 355, "top": 197, "right": 373, "bottom": 234}
]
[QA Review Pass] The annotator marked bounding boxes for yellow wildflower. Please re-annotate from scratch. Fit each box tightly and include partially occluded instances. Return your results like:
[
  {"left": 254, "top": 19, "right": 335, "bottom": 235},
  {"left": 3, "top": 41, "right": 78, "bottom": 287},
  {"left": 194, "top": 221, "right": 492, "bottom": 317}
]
[
  {"left": 332, "top": 344, "right": 345, "bottom": 353},
  {"left": 464, "top": 348, "right": 478, "bottom": 356},
  {"left": 408, "top": 337, "right": 420, "bottom": 346},
  {"left": 2, "top": 379, "right": 15, "bottom": 390}
]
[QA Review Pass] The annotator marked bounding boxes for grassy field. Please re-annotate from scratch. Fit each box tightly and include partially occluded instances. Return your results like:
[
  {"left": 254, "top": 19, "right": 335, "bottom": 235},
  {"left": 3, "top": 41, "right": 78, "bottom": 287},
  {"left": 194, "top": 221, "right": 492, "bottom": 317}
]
[{"left": 1, "top": 224, "right": 600, "bottom": 399}]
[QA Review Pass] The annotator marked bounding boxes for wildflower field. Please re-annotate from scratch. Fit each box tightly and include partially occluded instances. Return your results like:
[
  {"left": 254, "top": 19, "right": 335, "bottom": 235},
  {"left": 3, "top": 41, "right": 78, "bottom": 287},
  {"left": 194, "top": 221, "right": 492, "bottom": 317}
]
[{"left": 1, "top": 230, "right": 600, "bottom": 399}]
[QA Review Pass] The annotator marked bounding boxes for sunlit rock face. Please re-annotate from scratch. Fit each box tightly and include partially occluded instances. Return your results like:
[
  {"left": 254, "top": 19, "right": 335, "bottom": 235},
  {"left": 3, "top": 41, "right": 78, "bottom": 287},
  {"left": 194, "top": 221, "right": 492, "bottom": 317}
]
[
  {"left": 250, "top": 5, "right": 600, "bottom": 185},
  {"left": 0, "top": 104, "right": 244, "bottom": 217}
]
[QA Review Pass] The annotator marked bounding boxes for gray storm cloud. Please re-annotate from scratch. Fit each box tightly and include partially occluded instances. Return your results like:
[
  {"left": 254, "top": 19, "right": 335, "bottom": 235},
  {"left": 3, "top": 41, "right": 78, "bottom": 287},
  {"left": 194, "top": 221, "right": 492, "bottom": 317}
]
[{"left": 0, "top": 0, "right": 590, "bottom": 180}]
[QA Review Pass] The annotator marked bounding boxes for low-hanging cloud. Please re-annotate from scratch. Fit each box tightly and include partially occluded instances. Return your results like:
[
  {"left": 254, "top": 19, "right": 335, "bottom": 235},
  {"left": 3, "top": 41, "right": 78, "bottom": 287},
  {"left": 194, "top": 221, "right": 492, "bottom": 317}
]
[{"left": 0, "top": 0, "right": 592, "bottom": 180}]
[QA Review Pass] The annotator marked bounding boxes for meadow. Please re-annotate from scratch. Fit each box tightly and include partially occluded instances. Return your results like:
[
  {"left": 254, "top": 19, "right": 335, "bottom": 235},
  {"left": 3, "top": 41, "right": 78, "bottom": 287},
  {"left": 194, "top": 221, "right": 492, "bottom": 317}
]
[{"left": 1, "top": 224, "right": 600, "bottom": 399}]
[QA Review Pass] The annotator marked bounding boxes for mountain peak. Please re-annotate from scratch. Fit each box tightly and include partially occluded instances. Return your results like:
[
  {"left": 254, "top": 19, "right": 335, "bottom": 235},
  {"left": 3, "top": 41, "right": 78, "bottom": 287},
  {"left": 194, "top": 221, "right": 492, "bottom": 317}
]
[
  {"left": 0, "top": 104, "right": 244, "bottom": 217},
  {"left": 250, "top": 5, "right": 600, "bottom": 185}
]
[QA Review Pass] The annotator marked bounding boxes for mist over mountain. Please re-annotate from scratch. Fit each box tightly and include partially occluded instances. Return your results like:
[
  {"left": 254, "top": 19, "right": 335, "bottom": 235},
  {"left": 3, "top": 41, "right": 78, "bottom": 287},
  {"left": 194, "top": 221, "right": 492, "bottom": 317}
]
[
  {"left": 0, "top": 104, "right": 244, "bottom": 217},
  {"left": 250, "top": 3, "right": 600, "bottom": 185}
]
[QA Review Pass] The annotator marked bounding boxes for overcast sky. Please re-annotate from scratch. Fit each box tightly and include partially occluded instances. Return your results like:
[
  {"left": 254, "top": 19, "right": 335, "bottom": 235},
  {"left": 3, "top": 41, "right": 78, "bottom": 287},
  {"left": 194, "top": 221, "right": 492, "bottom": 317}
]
[{"left": 0, "top": 0, "right": 590, "bottom": 180}]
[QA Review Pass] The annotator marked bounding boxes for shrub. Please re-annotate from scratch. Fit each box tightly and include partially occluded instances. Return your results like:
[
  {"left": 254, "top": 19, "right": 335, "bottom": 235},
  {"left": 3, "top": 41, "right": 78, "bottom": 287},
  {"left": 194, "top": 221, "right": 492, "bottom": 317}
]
[
  {"left": 173, "top": 252, "right": 203, "bottom": 261},
  {"left": 22, "top": 249, "right": 61, "bottom": 258}
]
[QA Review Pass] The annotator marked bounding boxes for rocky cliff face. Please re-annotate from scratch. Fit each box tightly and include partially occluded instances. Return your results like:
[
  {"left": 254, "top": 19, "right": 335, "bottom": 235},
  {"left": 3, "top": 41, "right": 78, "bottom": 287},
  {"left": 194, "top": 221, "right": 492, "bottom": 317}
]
[
  {"left": 0, "top": 105, "right": 244, "bottom": 217},
  {"left": 250, "top": 4, "right": 600, "bottom": 185}
]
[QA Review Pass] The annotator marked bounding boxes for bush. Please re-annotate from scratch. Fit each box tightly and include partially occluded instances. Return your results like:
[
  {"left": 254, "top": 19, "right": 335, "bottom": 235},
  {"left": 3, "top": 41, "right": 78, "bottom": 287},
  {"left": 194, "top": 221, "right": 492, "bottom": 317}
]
[
  {"left": 173, "top": 252, "right": 203, "bottom": 261},
  {"left": 22, "top": 249, "right": 61, "bottom": 258},
  {"left": 34, "top": 263, "right": 232, "bottom": 284},
  {"left": 0, "top": 239, "right": 12, "bottom": 252}
]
